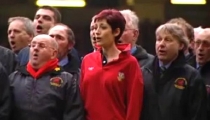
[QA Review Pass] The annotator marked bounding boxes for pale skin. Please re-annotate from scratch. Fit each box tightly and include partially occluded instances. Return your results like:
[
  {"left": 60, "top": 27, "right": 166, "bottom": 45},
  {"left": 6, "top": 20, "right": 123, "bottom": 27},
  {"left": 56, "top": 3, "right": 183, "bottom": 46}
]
[
  {"left": 29, "top": 34, "right": 58, "bottom": 69},
  {"left": 156, "top": 31, "right": 184, "bottom": 65},
  {"left": 48, "top": 25, "right": 73, "bottom": 61},
  {"left": 8, "top": 20, "right": 33, "bottom": 53},
  {"left": 195, "top": 29, "right": 210, "bottom": 66},
  {"left": 119, "top": 13, "right": 139, "bottom": 48},
  {"left": 34, "top": 9, "right": 56, "bottom": 35},
  {"left": 94, "top": 19, "right": 121, "bottom": 63}
]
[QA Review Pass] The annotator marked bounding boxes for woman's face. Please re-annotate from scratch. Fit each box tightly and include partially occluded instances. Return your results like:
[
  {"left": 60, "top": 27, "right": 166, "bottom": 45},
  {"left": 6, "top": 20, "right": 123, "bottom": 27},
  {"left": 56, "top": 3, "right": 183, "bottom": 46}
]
[{"left": 94, "top": 19, "right": 119, "bottom": 48}]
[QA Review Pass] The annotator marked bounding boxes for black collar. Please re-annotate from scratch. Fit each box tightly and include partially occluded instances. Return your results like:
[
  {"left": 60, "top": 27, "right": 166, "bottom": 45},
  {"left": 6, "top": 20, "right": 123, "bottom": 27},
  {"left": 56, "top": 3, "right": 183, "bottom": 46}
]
[{"left": 17, "top": 65, "right": 64, "bottom": 77}]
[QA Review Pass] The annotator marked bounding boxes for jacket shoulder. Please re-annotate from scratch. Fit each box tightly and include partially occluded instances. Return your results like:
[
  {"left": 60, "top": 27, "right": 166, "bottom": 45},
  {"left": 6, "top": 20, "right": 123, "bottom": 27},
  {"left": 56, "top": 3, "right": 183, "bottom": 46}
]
[
  {"left": 183, "top": 64, "right": 199, "bottom": 75},
  {"left": 140, "top": 54, "right": 155, "bottom": 69},
  {"left": 83, "top": 52, "right": 97, "bottom": 59},
  {"left": 60, "top": 71, "right": 74, "bottom": 81},
  {"left": 183, "top": 64, "right": 201, "bottom": 79}
]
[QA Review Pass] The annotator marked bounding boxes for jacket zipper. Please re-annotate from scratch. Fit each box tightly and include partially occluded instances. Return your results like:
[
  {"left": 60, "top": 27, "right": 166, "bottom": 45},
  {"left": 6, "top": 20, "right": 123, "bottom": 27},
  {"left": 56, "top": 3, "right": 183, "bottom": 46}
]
[{"left": 30, "top": 79, "right": 37, "bottom": 111}]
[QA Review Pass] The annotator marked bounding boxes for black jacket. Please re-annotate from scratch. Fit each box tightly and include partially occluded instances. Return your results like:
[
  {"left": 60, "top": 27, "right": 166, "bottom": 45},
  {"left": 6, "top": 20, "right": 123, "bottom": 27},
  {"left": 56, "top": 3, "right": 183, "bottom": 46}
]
[
  {"left": 185, "top": 50, "right": 196, "bottom": 68},
  {"left": 9, "top": 66, "right": 84, "bottom": 120},
  {"left": 0, "top": 63, "right": 10, "bottom": 120},
  {"left": 141, "top": 52, "right": 207, "bottom": 120},
  {"left": 0, "top": 46, "right": 16, "bottom": 74},
  {"left": 62, "top": 54, "right": 80, "bottom": 84},
  {"left": 199, "top": 61, "right": 210, "bottom": 119},
  {"left": 132, "top": 45, "right": 154, "bottom": 67}
]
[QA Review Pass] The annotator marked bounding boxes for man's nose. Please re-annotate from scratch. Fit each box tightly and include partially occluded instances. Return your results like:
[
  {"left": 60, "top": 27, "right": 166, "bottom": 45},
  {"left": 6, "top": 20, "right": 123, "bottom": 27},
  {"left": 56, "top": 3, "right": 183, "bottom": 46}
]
[
  {"left": 9, "top": 31, "right": 15, "bottom": 38},
  {"left": 159, "top": 40, "right": 166, "bottom": 47},
  {"left": 37, "top": 17, "right": 43, "bottom": 24}
]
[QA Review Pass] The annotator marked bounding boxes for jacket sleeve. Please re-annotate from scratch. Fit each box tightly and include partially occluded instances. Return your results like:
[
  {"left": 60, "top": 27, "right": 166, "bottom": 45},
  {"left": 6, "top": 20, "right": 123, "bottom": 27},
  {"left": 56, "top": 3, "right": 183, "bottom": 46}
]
[
  {"left": 0, "top": 64, "right": 10, "bottom": 120},
  {"left": 0, "top": 47, "right": 16, "bottom": 75},
  {"left": 16, "top": 47, "right": 29, "bottom": 66},
  {"left": 188, "top": 71, "right": 207, "bottom": 120},
  {"left": 63, "top": 73, "right": 85, "bottom": 120},
  {"left": 126, "top": 59, "right": 144, "bottom": 120}
]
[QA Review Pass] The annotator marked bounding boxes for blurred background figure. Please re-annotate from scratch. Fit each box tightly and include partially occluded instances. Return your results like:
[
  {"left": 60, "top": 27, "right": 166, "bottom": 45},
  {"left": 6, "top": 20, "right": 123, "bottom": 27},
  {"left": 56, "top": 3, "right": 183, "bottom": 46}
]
[
  {"left": 119, "top": 9, "right": 154, "bottom": 67},
  {"left": 7, "top": 16, "right": 34, "bottom": 54},
  {"left": 166, "top": 17, "right": 195, "bottom": 66}
]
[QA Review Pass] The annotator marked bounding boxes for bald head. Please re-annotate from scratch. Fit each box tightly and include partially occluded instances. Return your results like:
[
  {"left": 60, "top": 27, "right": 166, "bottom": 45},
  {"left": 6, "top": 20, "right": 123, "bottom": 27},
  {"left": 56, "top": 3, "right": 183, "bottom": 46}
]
[
  {"left": 29, "top": 34, "right": 59, "bottom": 69},
  {"left": 194, "top": 27, "right": 204, "bottom": 40},
  {"left": 33, "top": 34, "right": 59, "bottom": 51},
  {"left": 197, "top": 28, "right": 210, "bottom": 38}
]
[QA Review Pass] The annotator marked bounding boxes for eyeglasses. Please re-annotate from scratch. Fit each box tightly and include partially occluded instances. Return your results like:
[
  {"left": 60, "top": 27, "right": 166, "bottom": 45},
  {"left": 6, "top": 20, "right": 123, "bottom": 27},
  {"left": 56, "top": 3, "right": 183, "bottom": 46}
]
[{"left": 194, "top": 40, "right": 210, "bottom": 48}]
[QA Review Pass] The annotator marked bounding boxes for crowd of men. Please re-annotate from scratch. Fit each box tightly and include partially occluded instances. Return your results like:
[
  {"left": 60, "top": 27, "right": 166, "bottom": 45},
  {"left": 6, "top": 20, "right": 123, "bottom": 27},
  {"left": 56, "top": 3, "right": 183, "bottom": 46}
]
[{"left": 0, "top": 5, "right": 209, "bottom": 120}]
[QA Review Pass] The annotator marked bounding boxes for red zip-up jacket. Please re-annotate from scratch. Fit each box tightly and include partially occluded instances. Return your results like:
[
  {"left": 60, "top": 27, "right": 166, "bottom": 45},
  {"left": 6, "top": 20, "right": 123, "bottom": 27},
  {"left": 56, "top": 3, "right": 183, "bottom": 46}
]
[{"left": 80, "top": 45, "right": 144, "bottom": 120}]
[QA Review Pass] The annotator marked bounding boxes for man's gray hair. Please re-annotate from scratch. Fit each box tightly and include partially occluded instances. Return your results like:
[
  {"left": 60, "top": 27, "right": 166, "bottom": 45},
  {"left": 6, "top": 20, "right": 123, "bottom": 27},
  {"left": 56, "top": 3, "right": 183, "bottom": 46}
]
[
  {"left": 119, "top": 9, "right": 139, "bottom": 30},
  {"left": 53, "top": 23, "right": 75, "bottom": 45},
  {"left": 156, "top": 23, "right": 189, "bottom": 51},
  {"left": 8, "top": 16, "right": 35, "bottom": 37}
]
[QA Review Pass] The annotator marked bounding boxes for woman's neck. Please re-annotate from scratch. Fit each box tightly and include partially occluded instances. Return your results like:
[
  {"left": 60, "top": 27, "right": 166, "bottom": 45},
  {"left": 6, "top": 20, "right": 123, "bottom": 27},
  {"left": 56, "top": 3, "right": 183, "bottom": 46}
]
[{"left": 102, "top": 44, "right": 121, "bottom": 63}]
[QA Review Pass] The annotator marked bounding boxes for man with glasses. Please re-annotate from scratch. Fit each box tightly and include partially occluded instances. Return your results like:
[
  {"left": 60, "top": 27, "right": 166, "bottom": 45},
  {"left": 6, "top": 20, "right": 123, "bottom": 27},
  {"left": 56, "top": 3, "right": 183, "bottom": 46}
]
[
  {"left": 9, "top": 34, "right": 84, "bottom": 120},
  {"left": 119, "top": 9, "right": 154, "bottom": 67},
  {"left": 194, "top": 28, "right": 210, "bottom": 119}
]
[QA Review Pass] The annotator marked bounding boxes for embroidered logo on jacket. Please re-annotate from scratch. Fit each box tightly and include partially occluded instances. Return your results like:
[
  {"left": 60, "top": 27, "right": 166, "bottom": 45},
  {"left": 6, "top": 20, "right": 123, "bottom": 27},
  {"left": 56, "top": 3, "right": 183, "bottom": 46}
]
[
  {"left": 117, "top": 72, "right": 125, "bottom": 81},
  {"left": 50, "top": 77, "right": 63, "bottom": 87},
  {"left": 88, "top": 67, "right": 94, "bottom": 71},
  {"left": 55, "top": 67, "right": 61, "bottom": 71},
  {"left": 174, "top": 78, "right": 187, "bottom": 89}
]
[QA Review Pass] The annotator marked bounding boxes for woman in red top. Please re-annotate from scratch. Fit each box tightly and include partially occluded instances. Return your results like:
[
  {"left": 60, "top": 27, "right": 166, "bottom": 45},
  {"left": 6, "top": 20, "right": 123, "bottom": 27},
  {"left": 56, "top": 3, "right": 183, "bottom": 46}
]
[{"left": 80, "top": 9, "right": 144, "bottom": 120}]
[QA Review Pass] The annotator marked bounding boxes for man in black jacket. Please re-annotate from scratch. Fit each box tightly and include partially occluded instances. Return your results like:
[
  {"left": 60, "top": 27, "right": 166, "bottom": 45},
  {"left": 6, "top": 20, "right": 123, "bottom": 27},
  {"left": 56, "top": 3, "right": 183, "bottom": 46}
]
[
  {"left": 48, "top": 23, "right": 81, "bottom": 83},
  {"left": 119, "top": 9, "right": 154, "bottom": 67},
  {"left": 0, "top": 62, "right": 10, "bottom": 120},
  {"left": 9, "top": 34, "right": 84, "bottom": 120},
  {"left": 17, "top": 6, "right": 81, "bottom": 66},
  {"left": 194, "top": 28, "right": 210, "bottom": 119},
  {"left": 141, "top": 23, "right": 207, "bottom": 120}
]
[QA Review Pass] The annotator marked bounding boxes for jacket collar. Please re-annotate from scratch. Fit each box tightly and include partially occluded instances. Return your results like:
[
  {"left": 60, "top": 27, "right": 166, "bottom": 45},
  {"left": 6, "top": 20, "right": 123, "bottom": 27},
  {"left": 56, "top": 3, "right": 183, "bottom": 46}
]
[
  {"left": 132, "top": 45, "right": 150, "bottom": 60},
  {"left": 95, "top": 43, "right": 131, "bottom": 52},
  {"left": 62, "top": 53, "right": 80, "bottom": 74},
  {"left": 149, "top": 51, "right": 186, "bottom": 71},
  {"left": 17, "top": 65, "right": 63, "bottom": 77}
]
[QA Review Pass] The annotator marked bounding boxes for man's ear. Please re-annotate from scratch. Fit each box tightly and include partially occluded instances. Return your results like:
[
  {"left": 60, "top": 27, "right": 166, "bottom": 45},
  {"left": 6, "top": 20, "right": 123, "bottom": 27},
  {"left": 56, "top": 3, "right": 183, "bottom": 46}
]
[
  {"left": 28, "top": 35, "right": 34, "bottom": 43},
  {"left": 179, "top": 43, "right": 184, "bottom": 50},
  {"left": 68, "top": 43, "right": 74, "bottom": 51},
  {"left": 51, "top": 50, "right": 58, "bottom": 59},
  {"left": 132, "top": 30, "right": 139, "bottom": 42}
]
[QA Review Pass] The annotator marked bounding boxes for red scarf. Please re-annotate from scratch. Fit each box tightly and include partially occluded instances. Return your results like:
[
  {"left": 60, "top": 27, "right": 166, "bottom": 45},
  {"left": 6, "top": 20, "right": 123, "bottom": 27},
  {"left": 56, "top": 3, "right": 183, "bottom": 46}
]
[{"left": 27, "top": 58, "right": 58, "bottom": 79}]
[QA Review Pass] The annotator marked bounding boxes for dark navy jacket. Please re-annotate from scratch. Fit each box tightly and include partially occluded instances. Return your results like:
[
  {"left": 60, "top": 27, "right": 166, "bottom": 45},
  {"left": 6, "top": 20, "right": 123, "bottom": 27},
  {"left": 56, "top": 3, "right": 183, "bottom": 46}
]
[
  {"left": 9, "top": 66, "right": 84, "bottom": 120},
  {"left": 141, "top": 53, "right": 207, "bottom": 120}
]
